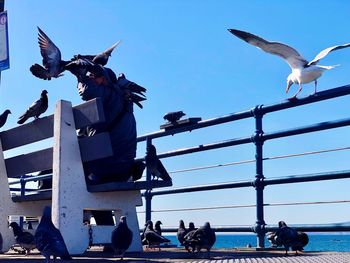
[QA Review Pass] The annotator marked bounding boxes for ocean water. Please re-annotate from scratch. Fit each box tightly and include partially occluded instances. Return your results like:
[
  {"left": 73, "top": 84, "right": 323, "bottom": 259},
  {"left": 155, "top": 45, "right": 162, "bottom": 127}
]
[{"left": 164, "top": 234, "right": 350, "bottom": 252}]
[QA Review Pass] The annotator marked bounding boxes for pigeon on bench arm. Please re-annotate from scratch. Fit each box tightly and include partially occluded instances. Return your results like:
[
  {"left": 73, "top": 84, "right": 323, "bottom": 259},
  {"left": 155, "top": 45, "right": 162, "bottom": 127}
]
[
  {"left": 183, "top": 222, "right": 216, "bottom": 258},
  {"left": 143, "top": 220, "right": 170, "bottom": 250},
  {"left": 228, "top": 28, "right": 350, "bottom": 99},
  {"left": 145, "top": 144, "right": 172, "bottom": 181},
  {"left": 34, "top": 206, "right": 71, "bottom": 262},
  {"left": 0, "top": 109, "right": 11, "bottom": 128},
  {"left": 17, "top": 90, "right": 48, "bottom": 124},
  {"left": 9, "top": 222, "right": 36, "bottom": 255},
  {"left": 72, "top": 40, "right": 121, "bottom": 66},
  {"left": 111, "top": 216, "right": 133, "bottom": 260},
  {"left": 30, "top": 27, "right": 70, "bottom": 81},
  {"left": 163, "top": 111, "right": 185, "bottom": 123}
]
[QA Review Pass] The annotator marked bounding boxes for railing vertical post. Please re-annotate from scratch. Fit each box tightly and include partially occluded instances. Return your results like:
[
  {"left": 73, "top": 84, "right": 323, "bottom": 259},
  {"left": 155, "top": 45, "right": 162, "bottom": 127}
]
[
  {"left": 145, "top": 137, "right": 153, "bottom": 223},
  {"left": 252, "top": 105, "right": 266, "bottom": 248}
]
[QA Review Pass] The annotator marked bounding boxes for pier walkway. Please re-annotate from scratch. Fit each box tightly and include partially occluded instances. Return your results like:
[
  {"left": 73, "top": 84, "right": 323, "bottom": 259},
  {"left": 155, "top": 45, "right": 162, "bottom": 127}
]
[{"left": 1, "top": 247, "right": 349, "bottom": 263}]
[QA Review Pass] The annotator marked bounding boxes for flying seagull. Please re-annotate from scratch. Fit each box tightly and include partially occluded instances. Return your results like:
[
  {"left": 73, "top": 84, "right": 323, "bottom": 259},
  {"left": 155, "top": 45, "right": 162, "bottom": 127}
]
[
  {"left": 17, "top": 90, "right": 48, "bottom": 124},
  {"left": 30, "top": 27, "right": 69, "bottom": 80},
  {"left": 34, "top": 206, "right": 71, "bottom": 262},
  {"left": 111, "top": 216, "right": 133, "bottom": 260},
  {"left": 228, "top": 28, "right": 350, "bottom": 99},
  {"left": 0, "top": 109, "right": 11, "bottom": 128},
  {"left": 72, "top": 40, "right": 121, "bottom": 66},
  {"left": 9, "top": 222, "right": 36, "bottom": 255}
]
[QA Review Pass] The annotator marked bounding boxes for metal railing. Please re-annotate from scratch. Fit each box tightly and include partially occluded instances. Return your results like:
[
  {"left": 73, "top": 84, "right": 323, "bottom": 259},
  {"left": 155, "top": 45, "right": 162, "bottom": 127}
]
[{"left": 10, "top": 84, "right": 350, "bottom": 248}]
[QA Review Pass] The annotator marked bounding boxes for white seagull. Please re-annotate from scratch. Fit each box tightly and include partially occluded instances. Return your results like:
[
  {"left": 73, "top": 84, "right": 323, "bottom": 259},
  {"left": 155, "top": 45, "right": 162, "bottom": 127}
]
[{"left": 228, "top": 28, "right": 350, "bottom": 99}]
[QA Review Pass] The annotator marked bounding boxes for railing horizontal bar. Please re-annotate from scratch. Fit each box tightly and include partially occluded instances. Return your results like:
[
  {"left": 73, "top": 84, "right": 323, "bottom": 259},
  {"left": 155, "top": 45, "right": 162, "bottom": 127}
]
[
  {"left": 265, "top": 170, "right": 350, "bottom": 185},
  {"left": 263, "top": 117, "right": 350, "bottom": 141},
  {"left": 136, "top": 85, "right": 350, "bottom": 142},
  {"left": 150, "top": 170, "right": 350, "bottom": 196}
]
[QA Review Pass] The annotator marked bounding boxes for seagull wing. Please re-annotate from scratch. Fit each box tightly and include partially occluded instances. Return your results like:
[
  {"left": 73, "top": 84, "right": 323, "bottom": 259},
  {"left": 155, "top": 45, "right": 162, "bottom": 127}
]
[
  {"left": 308, "top": 43, "right": 350, "bottom": 65},
  {"left": 37, "top": 27, "right": 62, "bottom": 71},
  {"left": 228, "top": 29, "right": 308, "bottom": 69}
]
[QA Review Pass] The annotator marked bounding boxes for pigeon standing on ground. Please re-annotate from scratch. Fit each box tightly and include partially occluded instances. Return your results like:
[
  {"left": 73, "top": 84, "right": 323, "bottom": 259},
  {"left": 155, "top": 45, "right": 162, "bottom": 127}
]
[
  {"left": 73, "top": 41, "right": 121, "bottom": 66},
  {"left": 183, "top": 222, "right": 216, "bottom": 258},
  {"left": 0, "top": 109, "right": 11, "bottom": 128},
  {"left": 30, "top": 27, "right": 69, "bottom": 80},
  {"left": 163, "top": 111, "right": 185, "bottom": 123},
  {"left": 111, "top": 216, "right": 133, "bottom": 260},
  {"left": 34, "top": 206, "right": 71, "bottom": 262},
  {"left": 291, "top": 231, "right": 309, "bottom": 254},
  {"left": 145, "top": 144, "right": 172, "bottom": 181},
  {"left": 274, "top": 221, "right": 298, "bottom": 255},
  {"left": 9, "top": 222, "right": 35, "bottom": 255},
  {"left": 177, "top": 220, "right": 187, "bottom": 246},
  {"left": 183, "top": 222, "right": 197, "bottom": 252},
  {"left": 140, "top": 220, "right": 151, "bottom": 246},
  {"left": 143, "top": 221, "right": 170, "bottom": 250},
  {"left": 17, "top": 90, "right": 48, "bottom": 124},
  {"left": 228, "top": 28, "right": 350, "bottom": 99},
  {"left": 154, "top": 221, "right": 162, "bottom": 236}
]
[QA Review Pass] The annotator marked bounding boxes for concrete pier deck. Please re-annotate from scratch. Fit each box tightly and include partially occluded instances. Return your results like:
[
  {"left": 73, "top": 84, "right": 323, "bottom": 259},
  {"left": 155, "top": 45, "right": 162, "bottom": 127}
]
[{"left": 1, "top": 247, "right": 350, "bottom": 263}]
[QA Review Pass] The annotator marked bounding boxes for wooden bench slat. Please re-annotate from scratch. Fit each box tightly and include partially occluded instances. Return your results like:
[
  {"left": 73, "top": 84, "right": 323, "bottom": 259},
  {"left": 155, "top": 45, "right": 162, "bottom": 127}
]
[
  {"left": 0, "top": 98, "right": 104, "bottom": 151},
  {"left": 5, "top": 132, "right": 113, "bottom": 178}
]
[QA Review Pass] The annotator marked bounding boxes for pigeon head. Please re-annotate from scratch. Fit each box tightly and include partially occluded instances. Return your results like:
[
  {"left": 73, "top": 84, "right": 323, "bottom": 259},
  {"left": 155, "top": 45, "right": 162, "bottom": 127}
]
[
  {"left": 179, "top": 220, "right": 185, "bottom": 228},
  {"left": 42, "top": 206, "right": 52, "bottom": 220},
  {"left": 189, "top": 222, "right": 195, "bottom": 230},
  {"left": 119, "top": 216, "right": 127, "bottom": 224},
  {"left": 145, "top": 220, "right": 152, "bottom": 227},
  {"left": 4, "top": 109, "right": 11, "bottom": 115},
  {"left": 41, "top": 90, "right": 48, "bottom": 95},
  {"left": 155, "top": 221, "right": 162, "bottom": 226},
  {"left": 278, "top": 221, "right": 287, "bottom": 228},
  {"left": 9, "top": 222, "right": 22, "bottom": 236},
  {"left": 204, "top": 222, "right": 211, "bottom": 229}
]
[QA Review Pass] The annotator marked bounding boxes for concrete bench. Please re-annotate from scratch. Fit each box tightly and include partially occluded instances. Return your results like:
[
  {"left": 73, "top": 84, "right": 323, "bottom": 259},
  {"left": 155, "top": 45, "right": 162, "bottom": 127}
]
[{"left": 0, "top": 98, "right": 171, "bottom": 254}]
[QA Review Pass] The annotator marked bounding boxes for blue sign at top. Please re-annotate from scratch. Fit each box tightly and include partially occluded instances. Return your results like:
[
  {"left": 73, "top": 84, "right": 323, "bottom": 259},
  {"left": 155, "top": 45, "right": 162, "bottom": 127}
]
[{"left": 0, "top": 11, "right": 9, "bottom": 71}]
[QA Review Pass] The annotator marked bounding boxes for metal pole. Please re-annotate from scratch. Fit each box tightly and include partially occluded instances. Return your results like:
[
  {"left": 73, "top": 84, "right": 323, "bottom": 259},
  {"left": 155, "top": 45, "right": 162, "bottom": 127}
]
[
  {"left": 145, "top": 137, "right": 153, "bottom": 223},
  {"left": 251, "top": 105, "right": 266, "bottom": 248},
  {"left": 0, "top": 0, "right": 4, "bottom": 85}
]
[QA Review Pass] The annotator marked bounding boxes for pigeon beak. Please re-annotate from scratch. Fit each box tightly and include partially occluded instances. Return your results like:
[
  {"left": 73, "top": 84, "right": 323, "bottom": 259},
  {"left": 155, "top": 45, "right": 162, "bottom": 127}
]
[{"left": 286, "top": 80, "right": 293, "bottom": 94}]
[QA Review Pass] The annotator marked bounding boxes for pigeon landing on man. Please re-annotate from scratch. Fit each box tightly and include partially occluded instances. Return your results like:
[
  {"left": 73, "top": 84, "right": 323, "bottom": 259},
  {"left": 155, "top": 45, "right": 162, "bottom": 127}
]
[
  {"left": 111, "top": 216, "right": 133, "bottom": 260},
  {"left": 17, "top": 90, "right": 48, "bottom": 125},
  {"left": 145, "top": 144, "right": 172, "bottom": 182},
  {"left": 72, "top": 41, "right": 121, "bottom": 66},
  {"left": 9, "top": 222, "right": 35, "bottom": 255},
  {"left": 163, "top": 111, "right": 185, "bottom": 123},
  {"left": 228, "top": 28, "right": 350, "bottom": 99},
  {"left": 34, "top": 206, "right": 71, "bottom": 262},
  {"left": 0, "top": 109, "right": 11, "bottom": 128},
  {"left": 30, "top": 27, "right": 69, "bottom": 80}
]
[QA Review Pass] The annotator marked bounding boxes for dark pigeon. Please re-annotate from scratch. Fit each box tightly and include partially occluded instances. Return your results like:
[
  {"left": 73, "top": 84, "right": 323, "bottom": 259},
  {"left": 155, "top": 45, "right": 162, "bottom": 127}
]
[
  {"left": 117, "top": 73, "right": 147, "bottom": 109},
  {"left": 183, "top": 222, "right": 216, "bottom": 258},
  {"left": 30, "top": 27, "right": 69, "bottom": 80},
  {"left": 274, "top": 221, "right": 298, "bottom": 255},
  {"left": 17, "top": 90, "right": 48, "bottom": 124},
  {"left": 141, "top": 220, "right": 151, "bottom": 246},
  {"left": 163, "top": 111, "right": 186, "bottom": 123},
  {"left": 9, "top": 222, "right": 35, "bottom": 255},
  {"left": 111, "top": 216, "right": 133, "bottom": 260},
  {"left": 34, "top": 206, "right": 71, "bottom": 262},
  {"left": 0, "top": 109, "right": 11, "bottom": 128},
  {"left": 73, "top": 41, "right": 121, "bottom": 66},
  {"left": 154, "top": 221, "right": 162, "bottom": 236},
  {"left": 291, "top": 231, "right": 309, "bottom": 254},
  {"left": 145, "top": 144, "right": 172, "bottom": 181},
  {"left": 177, "top": 220, "right": 187, "bottom": 246},
  {"left": 143, "top": 221, "right": 170, "bottom": 250}
]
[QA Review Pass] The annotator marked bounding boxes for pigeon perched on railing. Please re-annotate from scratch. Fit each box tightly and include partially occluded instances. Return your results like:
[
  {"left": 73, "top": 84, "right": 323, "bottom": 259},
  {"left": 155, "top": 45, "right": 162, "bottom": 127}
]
[
  {"left": 154, "top": 221, "right": 162, "bottom": 236},
  {"left": 0, "top": 109, "right": 11, "bottom": 128},
  {"left": 72, "top": 41, "right": 121, "bottom": 66},
  {"left": 34, "top": 206, "right": 71, "bottom": 262},
  {"left": 163, "top": 111, "right": 185, "bottom": 123},
  {"left": 145, "top": 144, "right": 172, "bottom": 182},
  {"left": 17, "top": 90, "right": 48, "bottom": 124},
  {"left": 9, "top": 222, "right": 35, "bottom": 255},
  {"left": 111, "top": 216, "right": 132, "bottom": 260},
  {"left": 143, "top": 220, "right": 170, "bottom": 250},
  {"left": 183, "top": 222, "right": 216, "bottom": 258},
  {"left": 30, "top": 27, "right": 69, "bottom": 81}
]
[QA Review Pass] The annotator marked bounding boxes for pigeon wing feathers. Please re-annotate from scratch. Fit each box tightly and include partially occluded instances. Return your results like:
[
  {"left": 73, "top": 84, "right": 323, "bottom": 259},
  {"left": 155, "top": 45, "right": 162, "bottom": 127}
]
[
  {"left": 30, "top": 64, "right": 52, "bottom": 80},
  {"left": 228, "top": 29, "right": 308, "bottom": 69},
  {"left": 37, "top": 27, "right": 62, "bottom": 70},
  {"left": 308, "top": 43, "right": 350, "bottom": 65}
]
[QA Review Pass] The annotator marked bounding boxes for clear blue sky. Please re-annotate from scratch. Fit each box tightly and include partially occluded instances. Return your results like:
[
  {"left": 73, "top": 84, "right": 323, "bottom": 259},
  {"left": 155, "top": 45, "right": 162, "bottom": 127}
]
[{"left": 2, "top": 1, "right": 350, "bottom": 230}]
